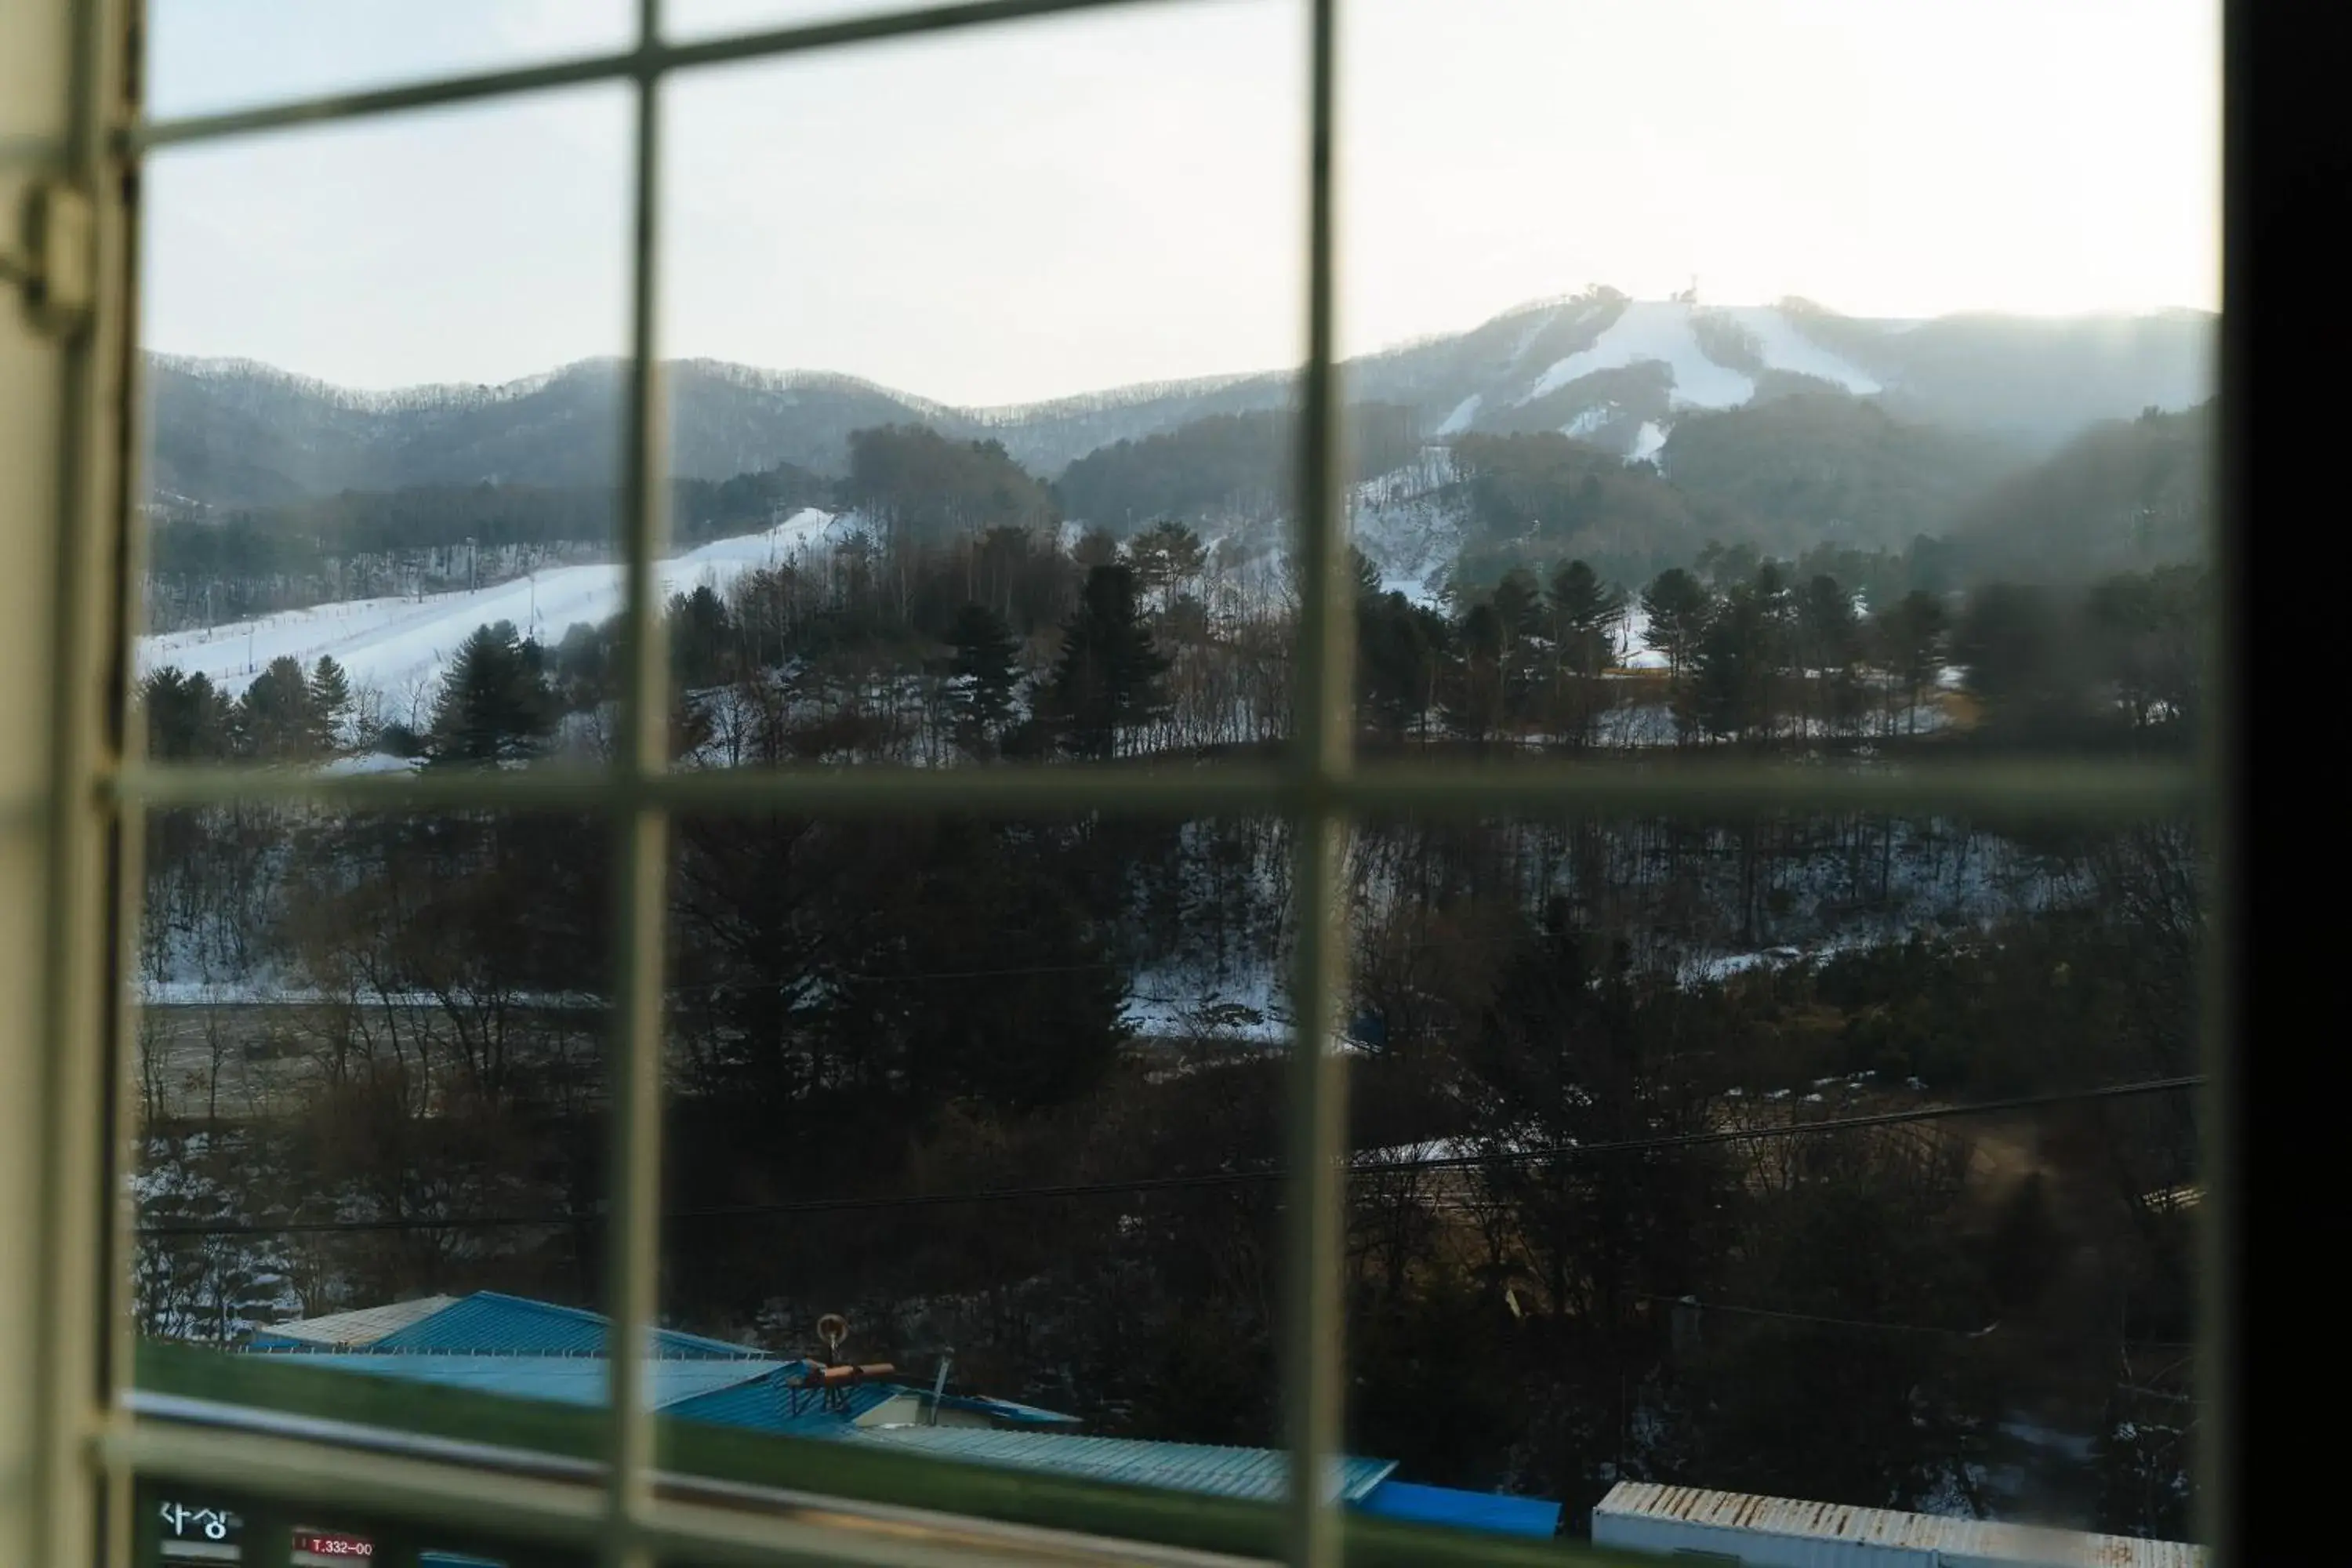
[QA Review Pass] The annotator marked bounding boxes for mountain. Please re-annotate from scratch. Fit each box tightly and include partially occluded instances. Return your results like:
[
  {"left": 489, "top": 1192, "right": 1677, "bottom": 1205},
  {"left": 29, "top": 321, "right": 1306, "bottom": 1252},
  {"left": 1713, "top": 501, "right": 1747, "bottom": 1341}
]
[
  {"left": 143, "top": 292, "right": 2214, "bottom": 514},
  {"left": 1945, "top": 403, "right": 2215, "bottom": 581}
]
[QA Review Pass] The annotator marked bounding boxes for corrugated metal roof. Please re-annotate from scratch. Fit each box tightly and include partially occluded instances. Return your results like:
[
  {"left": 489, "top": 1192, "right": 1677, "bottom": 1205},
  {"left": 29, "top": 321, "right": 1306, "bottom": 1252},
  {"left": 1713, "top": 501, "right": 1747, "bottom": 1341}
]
[
  {"left": 249, "top": 1296, "right": 461, "bottom": 1349},
  {"left": 362, "top": 1292, "right": 768, "bottom": 1359},
  {"left": 269, "top": 1352, "right": 785, "bottom": 1410},
  {"left": 1595, "top": 1483, "right": 2206, "bottom": 1567},
  {"left": 843, "top": 1427, "right": 1397, "bottom": 1504},
  {"left": 1356, "top": 1480, "right": 1561, "bottom": 1538},
  {"left": 939, "top": 1393, "right": 1083, "bottom": 1427},
  {"left": 666, "top": 1370, "right": 904, "bottom": 1434}
]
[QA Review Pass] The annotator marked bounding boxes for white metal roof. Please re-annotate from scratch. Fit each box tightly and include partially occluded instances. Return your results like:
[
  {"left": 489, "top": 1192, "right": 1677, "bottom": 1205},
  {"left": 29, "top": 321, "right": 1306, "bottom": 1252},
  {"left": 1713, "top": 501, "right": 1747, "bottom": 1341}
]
[
  {"left": 1594, "top": 1483, "right": 2205, "bottom": 1567},
  {"left": 254, "top": 1296, "right": 460, "bottom": 1348}
]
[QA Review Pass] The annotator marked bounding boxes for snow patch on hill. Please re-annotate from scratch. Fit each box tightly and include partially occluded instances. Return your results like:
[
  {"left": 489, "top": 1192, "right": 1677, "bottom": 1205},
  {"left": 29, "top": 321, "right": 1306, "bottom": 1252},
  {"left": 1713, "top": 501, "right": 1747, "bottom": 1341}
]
[
  {"left": 1523, "top": 301, "right": 1757, "bottom": 409},
  {"left": 138, "top": 509, "right": 845, "bottom": 706},
  {"left": 1716, "top": 306, "right": 1882, "bottom": 394}
]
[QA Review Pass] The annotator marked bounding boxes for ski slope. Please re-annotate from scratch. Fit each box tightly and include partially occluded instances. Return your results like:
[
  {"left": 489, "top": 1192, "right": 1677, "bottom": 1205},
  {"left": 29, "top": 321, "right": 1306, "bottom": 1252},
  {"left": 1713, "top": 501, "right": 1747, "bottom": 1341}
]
[
  {"left": 1523, "top": 300, "right": 1756, "bottom": 408},
  {"left": 1521, "top": 300, "right": 1880, "bottom": 410},
  {"left": 138, "top": 508, "right": 844, "bottom": 703}
]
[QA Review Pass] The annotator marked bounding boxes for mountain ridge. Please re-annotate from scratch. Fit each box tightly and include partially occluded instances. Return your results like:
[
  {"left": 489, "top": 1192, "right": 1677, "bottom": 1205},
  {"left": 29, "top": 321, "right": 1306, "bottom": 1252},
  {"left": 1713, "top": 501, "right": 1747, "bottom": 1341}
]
[{"left": 144, "top": 293, "right": 2215, "bottom": 514}]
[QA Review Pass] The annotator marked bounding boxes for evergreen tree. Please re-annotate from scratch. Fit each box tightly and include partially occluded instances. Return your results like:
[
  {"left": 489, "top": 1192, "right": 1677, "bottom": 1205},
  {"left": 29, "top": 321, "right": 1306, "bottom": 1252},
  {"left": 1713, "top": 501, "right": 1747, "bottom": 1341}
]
[
  {"left": 426, "top": 620, "right": 557, "bottom": 766},
  {"left": 237, "top": 656, "right": 318, "bottom": 761},
  {"left": 1873, "top": 588, "right": 1947, "bottom": 734},
  {"left": 1440, "top": 601, "right": 1509, "bottom": 744},
  {"left": 945, "top": 600, "right": 1023, "bottom": 750},
  {"left": 140, "top": 666, "right": 234, "bottom": 760},
  {"left": 1049, "top": 564, "right": 1169, "bottom": 760},
  {"left": 1686, "top": 586, "right": 1772, "bottom": 743},
  {"left": 1126, "top": 521, "right": 1207, "bottom": 616},
  {"left": 670, "top": 585, "right": 734, "bottom": 691},
  {"left": 1639, "top": 567, "right": 1711, "bottom": 682},
  {"left": 307, "top": 655, "right": 353, "bottom": 756},
  {"left": 1796, "top": 574, "right": 1860, "bottom": 735},
  {"left": 1358, "top": 590, "right": 1443, "bottom": 746},
  {"left": 1547, "top": 558, "right": 1624, "bottom": 677}
]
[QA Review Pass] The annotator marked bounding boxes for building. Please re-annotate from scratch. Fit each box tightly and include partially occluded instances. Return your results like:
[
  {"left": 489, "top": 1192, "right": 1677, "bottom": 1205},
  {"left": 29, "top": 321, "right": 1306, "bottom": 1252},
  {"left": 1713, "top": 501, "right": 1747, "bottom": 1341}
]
[
  {"left": 214, "top": 1292, "right": 1563, "bottom": 1551},
  {"left": 1593, "top": 1482, "right": 2205, "bottom": 1567}
]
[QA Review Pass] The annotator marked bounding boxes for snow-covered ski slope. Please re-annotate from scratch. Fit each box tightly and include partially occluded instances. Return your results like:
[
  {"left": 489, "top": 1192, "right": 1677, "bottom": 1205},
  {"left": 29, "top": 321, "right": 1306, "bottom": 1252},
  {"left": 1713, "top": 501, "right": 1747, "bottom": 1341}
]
[
  {"left": 1522, "top": 300, "right": 1879, "bottom": 410},
  {"left": 139, "top": 508, "right": 844, "bottom": 702}
]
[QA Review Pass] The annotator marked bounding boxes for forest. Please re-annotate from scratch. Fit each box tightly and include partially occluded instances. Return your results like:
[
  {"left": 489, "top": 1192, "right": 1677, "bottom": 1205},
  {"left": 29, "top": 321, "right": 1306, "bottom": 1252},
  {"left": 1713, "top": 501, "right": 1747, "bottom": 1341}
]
[{"left": 131, "top": 411, "right": 2207, "bottom": 1545}]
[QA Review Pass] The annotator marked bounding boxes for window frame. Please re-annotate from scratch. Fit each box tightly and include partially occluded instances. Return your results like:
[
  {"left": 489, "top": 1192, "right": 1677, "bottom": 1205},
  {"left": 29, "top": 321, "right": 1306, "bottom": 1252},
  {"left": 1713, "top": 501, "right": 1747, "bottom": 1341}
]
[{"left": 5, "top": 0, "right": 2230, "bottom": 1563}]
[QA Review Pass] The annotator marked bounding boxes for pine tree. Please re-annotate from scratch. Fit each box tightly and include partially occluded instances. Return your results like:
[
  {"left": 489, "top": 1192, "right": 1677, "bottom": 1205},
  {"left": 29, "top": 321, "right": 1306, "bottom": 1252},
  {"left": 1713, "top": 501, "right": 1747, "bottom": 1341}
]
[
  {"left": 427, "top": 620, "right": 557, "bottom": 766},
  {"left": 1687, "top": 586, "right": 1770, "bottom": 743},
  {"left": 1126, "top": 521, "right": 1207, "bottom": 616},
  {"left": 1049, "top": 564, "right": 1169, "bottom": 760},
  {"left": 946, "top": 600, "right": 1023, "bottom": 750},
  {"left": 237, "top": 656, "right": 318, "bottom": 761},
  {"left": 1639, "top": 568, "right": 1711, "bottom": 683},
  {"left": 1547, "top": 558, "right": 1624, "bottom": 677},
  {"left": 1873, "top": 589, "right": 1947, "bottom": 735},
  {"left": 140, "top": 667, "right": 234, "bottom": 760},
  {"left": 1796, "top": 574, "right": 1860, "bottom": 735},
  {"left": 307, "top": 655, "right": 353, "bottom": 757},
  {"left": 1545, "top": 559, "right": 1624, "bottom": 750}
]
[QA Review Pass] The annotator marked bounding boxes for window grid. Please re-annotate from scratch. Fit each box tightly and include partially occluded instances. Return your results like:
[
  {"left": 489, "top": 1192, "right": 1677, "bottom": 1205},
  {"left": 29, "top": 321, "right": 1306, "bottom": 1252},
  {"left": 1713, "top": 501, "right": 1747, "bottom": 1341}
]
[{"left": 48, "top": 0, "right": 2225, "bottom": 1563}]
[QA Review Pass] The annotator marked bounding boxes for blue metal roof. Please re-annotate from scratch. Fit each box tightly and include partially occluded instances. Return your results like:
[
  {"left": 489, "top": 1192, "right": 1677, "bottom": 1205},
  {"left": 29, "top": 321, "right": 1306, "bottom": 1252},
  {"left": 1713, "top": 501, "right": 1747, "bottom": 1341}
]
[
  {"left": 358, "top": 1292, "right": 768, "bottom": 1359},
  {"left": 664, "top": 1368, "right": 905, "bottom": 1435},
  {"left": 270, "top": 1352, "right": 785, "bottom": 1409},
  {"left": 843, "top": 1427, "right": 1398, "bottom": 1504},
  {"left": 1355, "top": 1480, "right": 1563, "bottom": 1538}
]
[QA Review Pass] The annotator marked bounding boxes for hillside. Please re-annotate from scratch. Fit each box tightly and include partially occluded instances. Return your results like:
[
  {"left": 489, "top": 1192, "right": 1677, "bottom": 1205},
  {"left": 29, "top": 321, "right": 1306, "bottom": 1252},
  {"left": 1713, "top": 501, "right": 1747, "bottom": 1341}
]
[
  {"left": 146, "top": 294, "right": 2214, "bottom": 514},
  {"left": 1658, "top": 394, "right": 2019, "bottom": 554},
  {"left": 1946, "top": 403, "right": 2215, "bottom": 581}
]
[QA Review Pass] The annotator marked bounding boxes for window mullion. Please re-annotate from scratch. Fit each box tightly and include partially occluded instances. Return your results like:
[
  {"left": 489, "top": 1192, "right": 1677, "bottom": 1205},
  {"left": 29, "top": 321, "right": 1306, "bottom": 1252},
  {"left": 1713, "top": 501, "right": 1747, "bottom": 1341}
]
[
  {"left": 1281, "top": 1, "right": 1352, "bottom": 1564},
  {"left": 607, "top": 5, "right": 673, "bottom": 1565}
]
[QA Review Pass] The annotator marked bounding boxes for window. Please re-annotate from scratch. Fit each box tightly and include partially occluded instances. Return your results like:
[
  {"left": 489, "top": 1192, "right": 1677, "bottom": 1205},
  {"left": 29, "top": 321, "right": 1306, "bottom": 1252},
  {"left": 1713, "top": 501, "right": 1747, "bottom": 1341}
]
[{"left": 1, "top": 0, "right": 2224, "bottom": 1564}]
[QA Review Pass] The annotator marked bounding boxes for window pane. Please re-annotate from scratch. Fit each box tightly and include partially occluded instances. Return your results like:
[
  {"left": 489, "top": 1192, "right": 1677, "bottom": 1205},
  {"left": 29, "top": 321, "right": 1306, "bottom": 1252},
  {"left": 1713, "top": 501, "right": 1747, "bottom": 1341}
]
[
  {"left": 1341, "top": 808, "right": 2203, "bottom": 1553},
  {"left": 656, "top": 0, "right": 1307, "bottom": 771},
  {"left": 1341, "top": 0, "right": 2219, "bottom": 764},
  {"left": 664, "top": 0, "right": 903, "bottom": 42},
  {"left": 657, "top": 810, "right": 1307, "bottom": 1541},
  {"left": 130, "top": 807, "right": 617, "bottom": 1463},
  {"left": 138, "top": 89, "right": 638, "bottom": 773},
  {"left": 145, "top": 1, "right": 633, "bottom": 122}
]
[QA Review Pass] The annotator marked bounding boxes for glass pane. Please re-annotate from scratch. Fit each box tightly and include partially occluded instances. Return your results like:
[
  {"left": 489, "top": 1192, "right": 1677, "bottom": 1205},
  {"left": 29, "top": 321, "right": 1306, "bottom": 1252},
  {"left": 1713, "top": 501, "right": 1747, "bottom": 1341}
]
[
  {"left": 145, "top": 0, "right": 633, "bottom": 122},
  {"left": 657, "top": 0, "right": 1307, "bottom": 771},
  {"left": 1340, "top": 808, "right": 2203, "bottom": 1553},
  {"left": 664, "top": 0, "right": 900, "bottom": 41},
  {"left": 138, "top": 89, "right": 636, "bottom": 774},
  {"left": 130, "top": 806, "right": 617, "bottom": 1466},
  {"left": 658, "top": 811, "right": 1308, "bottom": 1541},
  {"left": 1341, "top": 0, "right": 2219, "bottom": 764}
]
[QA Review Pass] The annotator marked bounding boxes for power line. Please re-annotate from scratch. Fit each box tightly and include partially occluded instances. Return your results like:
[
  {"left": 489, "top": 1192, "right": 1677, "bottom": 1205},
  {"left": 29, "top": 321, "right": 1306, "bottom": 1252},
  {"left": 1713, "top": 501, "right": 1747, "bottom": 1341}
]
[
  {"left": 134, "top": 1073, "right": 2201, "bottom": 1240},
  {"left": 1632, "top": 1293, "right": 2197, "bottom": 1352}
]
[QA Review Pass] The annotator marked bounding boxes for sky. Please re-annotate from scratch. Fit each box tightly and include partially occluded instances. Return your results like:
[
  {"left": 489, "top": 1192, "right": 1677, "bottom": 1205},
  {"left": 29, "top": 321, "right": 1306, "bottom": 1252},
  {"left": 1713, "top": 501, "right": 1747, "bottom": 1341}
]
[{"left": 141, "top": 0, "right": 2220, "bottom": 406}]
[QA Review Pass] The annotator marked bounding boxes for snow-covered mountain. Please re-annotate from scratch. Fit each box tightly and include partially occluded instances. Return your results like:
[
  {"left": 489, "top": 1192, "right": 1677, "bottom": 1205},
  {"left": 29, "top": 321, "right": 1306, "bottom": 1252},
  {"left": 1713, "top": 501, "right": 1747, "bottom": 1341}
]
[{"left": 145, "top": 292, "right": 2212, "bottom": 511}]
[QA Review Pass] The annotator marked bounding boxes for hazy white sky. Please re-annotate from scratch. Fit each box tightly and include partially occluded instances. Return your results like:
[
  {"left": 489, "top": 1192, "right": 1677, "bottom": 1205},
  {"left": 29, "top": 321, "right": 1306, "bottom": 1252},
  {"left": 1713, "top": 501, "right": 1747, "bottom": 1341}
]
[{"left": 142, "top": 0, "right": 2219, "bottom": 405}]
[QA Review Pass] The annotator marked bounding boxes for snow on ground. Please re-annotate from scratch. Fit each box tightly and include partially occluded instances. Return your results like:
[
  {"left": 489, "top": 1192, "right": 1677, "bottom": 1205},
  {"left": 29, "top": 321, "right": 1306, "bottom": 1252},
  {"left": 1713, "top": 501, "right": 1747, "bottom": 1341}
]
[
  {"left": 1434, "top": 393, "right": 1483, "bottom": 436},
  {"left": 1715, "top": 305, "right": 1882, "bottom": 394},
  {"left": 1521, "top": 301, "right": 1756, "bottom": 409},
  {"left": 1122, "top": 953, "right": 1290, "bottom": 1045},
  {"left": 1618, "top": 603, "right": 1667, "bottom": 669},
  {"left": 139, "top": 509, "right": 844, "bottom": 702},
  {"left": 1627, "top": 420, "right": 1668, "bottom": 465}
]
